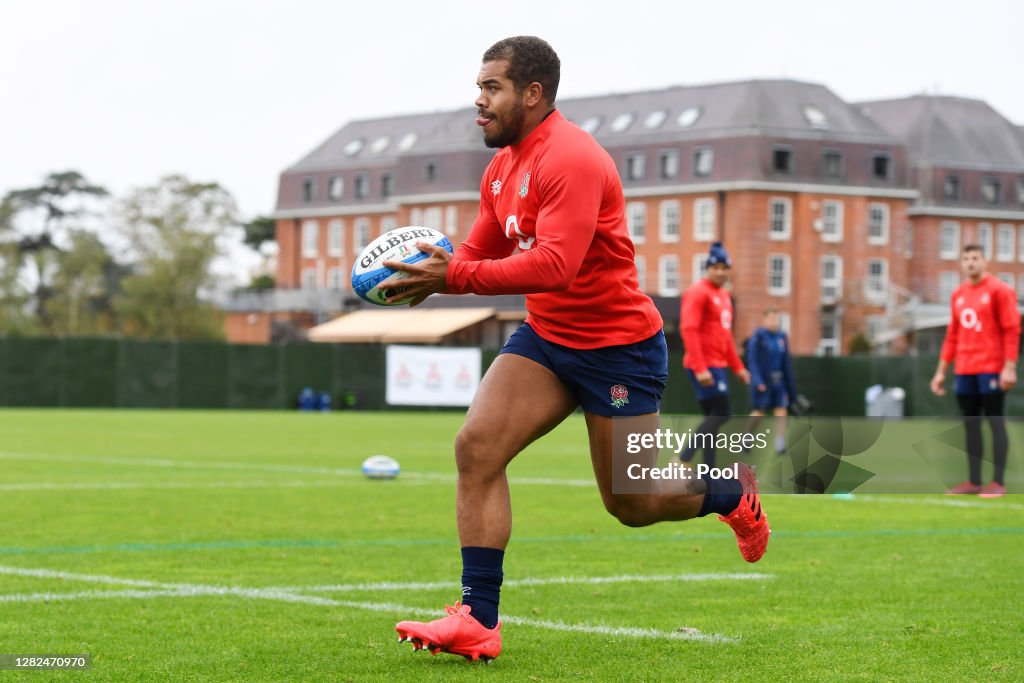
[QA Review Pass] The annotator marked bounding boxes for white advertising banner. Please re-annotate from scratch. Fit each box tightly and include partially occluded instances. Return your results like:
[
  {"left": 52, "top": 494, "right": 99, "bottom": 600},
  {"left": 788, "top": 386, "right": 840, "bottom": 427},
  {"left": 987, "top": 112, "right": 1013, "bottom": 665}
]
[{"left": 385, "top": 345, "right": 482, "bottom": 407}]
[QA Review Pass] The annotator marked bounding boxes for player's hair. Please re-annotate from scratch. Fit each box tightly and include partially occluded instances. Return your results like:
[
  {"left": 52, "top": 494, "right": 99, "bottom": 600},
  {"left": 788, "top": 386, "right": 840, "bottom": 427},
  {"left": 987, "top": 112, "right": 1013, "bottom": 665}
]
[
  {"left": 483, "top": 36, "right": 560, "bottom": 104},
  {"left": 763, "top": 308, "right": 779, "bottom": 316},
  {"left": 963, "top": 244, "right": 984, "bottom": 255}
]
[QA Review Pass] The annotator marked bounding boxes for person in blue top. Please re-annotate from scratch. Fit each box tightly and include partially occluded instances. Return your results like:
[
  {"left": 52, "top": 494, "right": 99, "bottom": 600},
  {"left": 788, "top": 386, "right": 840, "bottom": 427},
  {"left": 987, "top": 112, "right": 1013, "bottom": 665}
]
[{"left": 745, "top": 309, "right": 797, "bottom": 454}]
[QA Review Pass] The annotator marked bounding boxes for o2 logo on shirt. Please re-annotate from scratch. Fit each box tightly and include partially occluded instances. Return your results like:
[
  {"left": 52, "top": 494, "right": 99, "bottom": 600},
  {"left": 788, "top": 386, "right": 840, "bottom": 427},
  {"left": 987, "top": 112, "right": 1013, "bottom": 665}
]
[
  {"left": 720, "top": 309, "right": 732, "bottom": 330},
  {"left": 504, "top": 215, "right": 535, "bottom": 250},
  {"left": 960, "top": 307, "right": 982, "bottom": 332}
]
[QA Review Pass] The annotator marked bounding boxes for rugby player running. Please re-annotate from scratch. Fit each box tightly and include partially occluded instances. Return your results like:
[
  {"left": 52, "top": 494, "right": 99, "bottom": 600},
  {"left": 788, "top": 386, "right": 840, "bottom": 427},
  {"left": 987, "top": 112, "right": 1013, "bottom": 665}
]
[{"left": 381, "top": 36, "right": 770, "bottom": 662}]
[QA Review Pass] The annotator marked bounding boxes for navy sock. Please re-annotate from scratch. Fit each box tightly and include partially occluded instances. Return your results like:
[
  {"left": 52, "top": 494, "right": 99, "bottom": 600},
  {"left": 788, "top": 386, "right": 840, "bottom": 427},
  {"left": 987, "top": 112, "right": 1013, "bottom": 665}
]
[
  {"left": 460, "top": 546, "right": 503, "bottom": 629},
  {"left": 696, "top": 476, "right": 744, "bottom": 517}
]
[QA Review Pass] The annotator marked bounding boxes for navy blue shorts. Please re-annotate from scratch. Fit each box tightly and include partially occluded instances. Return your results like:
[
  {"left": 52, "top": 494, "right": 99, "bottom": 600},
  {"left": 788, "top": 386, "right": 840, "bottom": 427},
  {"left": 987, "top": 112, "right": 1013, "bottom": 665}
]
[
  {"left": 686, "top": 367, "right": 730, "bottom": 402},
  {"left": 751, "top": 382, "right": 789, "bottom": 411},
  {"left": 499, "top": 323, "right": 668, "bottom": 417},
  {"left": 955, "top": 373, "right": 1002, "bottom": 396}
]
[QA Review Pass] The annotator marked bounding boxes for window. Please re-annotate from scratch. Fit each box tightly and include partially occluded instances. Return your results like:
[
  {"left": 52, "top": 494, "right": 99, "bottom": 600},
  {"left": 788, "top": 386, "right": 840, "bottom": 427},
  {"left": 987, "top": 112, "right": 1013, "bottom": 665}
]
[
  {"left": 445, "top": 206, "right": 458, "bottom": 236},
  {"left": 425, "top": 161, "right": 438, "bottom": 182},
  {"left": 904, "top": 221, "right": 914, "bottom": 258},
  {"left": 997, "top": 273, "right": 1015, "bottom": 291},
  {"left": 769, "top": 198, "right": 792, "bottom": 240},
  {"left": 327, "top": 267, "right": 343, "bottom": 291},
  {"left": 694, "top": 147, "right": 714, "bottom": 177},
  {"left": 409, "top": 208, "right": 422, "bottom": 226},
  {"left": 1019, "top": 226, "right": 1024, "bottom": 262},
  {"left": 818, "top": 312, "right": 840, "bottom": 356},
  {"left": 768, "top": 254, "right": 791, "bottom": 296},
  {"left": 1017, "top": 178, "right": 1024, "bottom": 205},
  {"left": 821, "top": 200, "right": 843, "bottom": 242},
  {"left": 944, "top": 174, "right": 960, "bottom": 201},
  {"left": 302, "top": 178, "right": 315, "bottom": 203},
  {"left": 380, "top": 172, "right": 393, "bottom": 198},
  {"left": 823, "top": 150, "right": 843, "bottom": 179},
  {"left": 610, "top": 113, "right": 634, "bottom": 132},
  {"left": 871, "top": 153, "right": 891, "bottom": 180},
  {"left": 778, "top": 312, "right": 791, "bottom": 335},
  {"left": 659, "top": 149, "right": 679, "bottom": 179},
  {"left": 370, "top": 136, "right": 390, "bottom": 153},
  {"left": 635, "top": 256, "right": 646, "bottom": 290},
  {"left": 978, "top": 223, "right": 993, "bottom": 259},
  {"left": 1018, "top": 277, "right": 1024, "bottom": 303},
  {"left": 627, "top": 202, "right": 646, "bottom": 243},
  {"left": 423, "top": 207, "right": 442, "bottom": 230},
  {"left": 328, "top": 176, "right": 344, "bottom": 200},
  {"left": 692, "top": 253, "right": 708, "bottom": 283},
  {"left": 644, "top": 110, "right": 667, "bottom": 129},
  {"left": 997, "top": 224, "right": 1015, "bottom": 262},
  {"left": 940, "top": 221, "right": 960, "bottom": 260},
  {"left": 301, "top": 268, "right": 317, "bottom": 290},
  {"left": 939, "top": 271, "right": 959, "bottom": 302},
  {"left": 868, "top": 203, "right": 889, "bottom": 245},
  {"left": 301, "top": 220, "right": 318, "bottom": 258},
  {"left": 398, "top": 132, "right": 417, "bottom": 151},
  {"left": 864, "top": 259, "right": 888, "bottom": 303},
  {"left": 772, "top": 147, "right": 793, "bottom": 174},
  {"left": 344, "top": 139, "right": 363, "bottom": 156},
  {"left": 659, "top": 200, "right": 680, "bottom": 242},
  {"left": 381, "top": 216, "right": 397, "bottom": 234},
  {"left": 802, "top": 105, "right": 828, "bottom": 128},
  {"left": 327, "top": 219, "right": 344, "bottom": 257},
  {"left": 677, "top": 107, "right": 701, "bottom": 127},
  {"left": 982, "top": 177, "right": 1001, "bottom": 204},
  {"left": 355, "top": 173, "right": 369, "bottom": 199},
  {"left": 693, "top": 198, "right": 715, "bottom": 241},
  {"left": 579, "top": 116, "right": 602, "bottom": 134},
  {"left": 353, "top": 218, "right": 371, "bottom": 251},
  {"left": 820, "top": 255, "right": 843, "bottom": 303},
  {"left": 658, "top": 255, "right": 680, "bottom": 296},
  {"left": 626, "top": 153, "right": 645, "bottom": 181}
]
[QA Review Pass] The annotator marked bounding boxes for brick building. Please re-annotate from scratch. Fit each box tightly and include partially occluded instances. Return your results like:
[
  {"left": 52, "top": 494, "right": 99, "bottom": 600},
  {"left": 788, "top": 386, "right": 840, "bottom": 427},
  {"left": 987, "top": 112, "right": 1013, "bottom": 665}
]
[{"left": 224, "top": 79, "right": 1024, "bottom": 353}]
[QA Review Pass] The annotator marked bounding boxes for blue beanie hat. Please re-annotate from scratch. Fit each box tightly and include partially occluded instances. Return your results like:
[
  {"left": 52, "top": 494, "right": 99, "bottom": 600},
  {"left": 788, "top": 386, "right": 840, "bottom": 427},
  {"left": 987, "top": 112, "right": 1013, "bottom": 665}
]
[{"left": 707, "top": 241, "right": 731, "bottom": 268}]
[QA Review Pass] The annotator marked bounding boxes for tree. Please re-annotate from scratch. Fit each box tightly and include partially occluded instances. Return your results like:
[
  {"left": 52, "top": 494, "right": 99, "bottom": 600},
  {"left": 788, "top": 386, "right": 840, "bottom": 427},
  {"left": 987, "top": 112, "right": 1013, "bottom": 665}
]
[
  {"left": 113, "top": 175, "right": 236, "bottom": 340},
  {"left": 0, "top": 171, "right": 109, "bottom": 333},
  {"left": 243, "top": 215, "right": 276, "bottom": 251},
  {"left": 49, "top": 230, "right": 126, "bottom": 336}
]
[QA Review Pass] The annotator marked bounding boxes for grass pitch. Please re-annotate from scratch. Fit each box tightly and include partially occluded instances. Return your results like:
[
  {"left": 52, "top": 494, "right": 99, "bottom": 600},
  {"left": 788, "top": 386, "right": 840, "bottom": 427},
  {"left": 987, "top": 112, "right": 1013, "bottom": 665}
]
[{"left": 0, "top": 409, "right": 1021, "bottom": 681}]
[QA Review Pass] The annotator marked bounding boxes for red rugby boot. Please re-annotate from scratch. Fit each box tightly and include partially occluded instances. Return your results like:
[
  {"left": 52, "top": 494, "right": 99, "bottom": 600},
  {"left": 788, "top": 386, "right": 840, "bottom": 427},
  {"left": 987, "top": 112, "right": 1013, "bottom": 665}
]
[
  {"left": 947, "top": 481, "right": 983, "bottom": 495},
  {"left": 396, "top": 602, "right": 501, "bottom": 662},
  {"left": 718, "top": 463, "right": 771, "bottom": 563}
]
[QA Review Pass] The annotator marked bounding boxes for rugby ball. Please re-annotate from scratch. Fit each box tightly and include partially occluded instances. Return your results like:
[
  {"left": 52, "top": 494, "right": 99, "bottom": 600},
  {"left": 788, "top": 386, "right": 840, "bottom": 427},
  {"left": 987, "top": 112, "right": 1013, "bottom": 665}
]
[
  {"left": 361, "top": 454, "right": 400, "bottom": 480},
  {"left": 351, "top": 226, "right": 453, "bottom": 306}
]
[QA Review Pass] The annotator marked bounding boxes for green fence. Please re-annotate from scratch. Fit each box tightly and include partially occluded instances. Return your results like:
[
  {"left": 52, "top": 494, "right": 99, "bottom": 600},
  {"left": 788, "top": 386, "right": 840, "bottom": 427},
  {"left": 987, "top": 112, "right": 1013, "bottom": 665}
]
[{"left": 0, "top": 337, "right": 1020, "bottom": 415}]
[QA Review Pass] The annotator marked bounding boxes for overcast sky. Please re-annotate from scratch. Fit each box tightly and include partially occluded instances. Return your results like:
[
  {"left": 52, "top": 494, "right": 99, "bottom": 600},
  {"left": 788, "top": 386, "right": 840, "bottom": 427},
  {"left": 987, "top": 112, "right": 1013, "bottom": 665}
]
[{"left": 3, "top": 0, "right": 1021, "bottom": 226}]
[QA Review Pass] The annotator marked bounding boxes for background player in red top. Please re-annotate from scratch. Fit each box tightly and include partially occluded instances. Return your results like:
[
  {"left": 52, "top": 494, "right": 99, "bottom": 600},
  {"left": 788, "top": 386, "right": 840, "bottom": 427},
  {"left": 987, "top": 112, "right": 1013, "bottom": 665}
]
[
  {"left": 677, "top": 242, "right": 750, "bottom": 465},
  {"left": 930, "top": 244, "right": 1020, "bottom": 497},
  {"left": 384, "top": 37, "right": 769, "bottom": 663}
]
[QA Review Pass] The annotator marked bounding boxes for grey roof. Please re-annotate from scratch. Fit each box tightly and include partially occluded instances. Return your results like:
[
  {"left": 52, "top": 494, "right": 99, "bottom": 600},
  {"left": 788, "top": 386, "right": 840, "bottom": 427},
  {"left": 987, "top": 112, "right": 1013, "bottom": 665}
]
[
  {"left": 858, "top": 96, "right": 1024, "bottom": 169},
  {"left": 285, "top": 79, "right": 897, "bottom": 174}
]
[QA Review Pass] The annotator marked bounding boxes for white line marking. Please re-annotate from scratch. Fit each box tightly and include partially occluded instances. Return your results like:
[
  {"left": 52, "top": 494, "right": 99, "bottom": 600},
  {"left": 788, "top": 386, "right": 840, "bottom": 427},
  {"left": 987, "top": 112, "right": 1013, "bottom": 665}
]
[
  {"left": 0, "top": 480, "right": 419, "bottom": 492},
  {"left": 0, "top": 565, "right": 737, "bottom": 643},
  {"left": 0, "top": 451, "right": 594, "bottom": 488},
  {"left": 843, "top": 494, "right": 1024, "bottom": 511},
  {"left": 274, "top": 572, "right": 773, "bottom": 594}
]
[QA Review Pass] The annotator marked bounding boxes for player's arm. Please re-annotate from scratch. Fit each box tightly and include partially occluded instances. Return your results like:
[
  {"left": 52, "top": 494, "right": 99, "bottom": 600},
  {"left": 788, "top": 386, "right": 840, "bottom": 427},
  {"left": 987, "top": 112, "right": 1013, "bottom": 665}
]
[
  {"left": 680, "top": 289, "right": 709, "bottom": 379},
  {"left": 782, "top": 334, "right": 798, "bottom": 398},
  {"left": 745, "top": 336, "right": 764, "bottom": 388},
  {"left": 997, "top": 285, "right": 1021, "bottom": 390},
  {"left": 727, "top": 339, "right": 750, "bottom": 384},
  {"left": 380, "top": 175, "right": 514, "bottom": 305},
  {"left": 931, "top": 298, "right": 960, "bottom": 395},
  {"left": 444, "top": 153, "right": 600, "bottom": 295}
]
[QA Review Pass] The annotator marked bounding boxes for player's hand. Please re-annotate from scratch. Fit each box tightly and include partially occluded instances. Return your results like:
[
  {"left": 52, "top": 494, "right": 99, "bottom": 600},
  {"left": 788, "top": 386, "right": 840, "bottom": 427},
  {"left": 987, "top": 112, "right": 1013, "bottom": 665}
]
[
  {"left": 381, "top": 242, "right": 452, "bottom": 307},
  {"left": 930, "top": 372, "right": 946, "bottom": 396},
  {"left": 757, "top": 384, "right": 767, "bottom": 392},
  {"left": 1000, "top": 365, "right": 1017, "bottom": 392},
  {"left": 696, "top": 370, "right": 713, "bottom": 386},
  {"left": 738, "top": 368, "right": 751, "bottom": 385}
]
